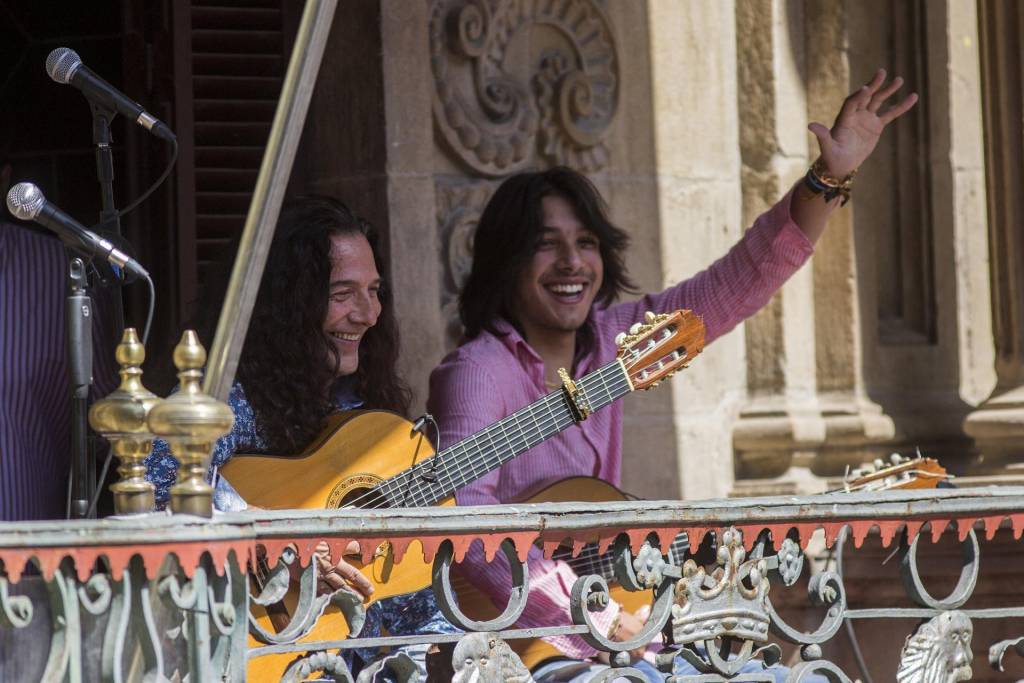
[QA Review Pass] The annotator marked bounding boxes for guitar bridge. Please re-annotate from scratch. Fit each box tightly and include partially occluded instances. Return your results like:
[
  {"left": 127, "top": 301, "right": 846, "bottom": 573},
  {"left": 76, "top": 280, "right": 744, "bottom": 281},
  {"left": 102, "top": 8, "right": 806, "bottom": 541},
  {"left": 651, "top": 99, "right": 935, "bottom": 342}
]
[{"left": 558, "top": 367, "right": 592, "bottom": 422}]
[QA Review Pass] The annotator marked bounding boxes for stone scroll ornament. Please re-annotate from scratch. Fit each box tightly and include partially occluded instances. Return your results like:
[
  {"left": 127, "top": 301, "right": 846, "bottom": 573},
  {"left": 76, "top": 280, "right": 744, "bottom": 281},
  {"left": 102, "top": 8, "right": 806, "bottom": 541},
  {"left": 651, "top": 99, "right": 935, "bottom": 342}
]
[{"left": 429, "top": 0, "right": 619, "bottom": 176}]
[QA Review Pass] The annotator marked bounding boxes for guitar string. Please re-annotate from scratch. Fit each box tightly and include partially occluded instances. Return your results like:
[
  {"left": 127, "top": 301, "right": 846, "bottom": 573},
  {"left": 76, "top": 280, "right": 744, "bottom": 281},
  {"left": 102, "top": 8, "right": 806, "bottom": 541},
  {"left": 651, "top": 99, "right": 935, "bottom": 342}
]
[
  {"left": 378, "top": 370, "right": 624, "bottom": 509},
  {"left": 344, "top": 360, "right": 629, "bottom": 510},
  {"left": 364, "top": 346, "right": 654, "bottom": 509},
  {"left": 395, "top": 362, "right": 630, "bottom": 508},
  {"left": 550, "top": 533, "right": 691, "bottom": 579},
  {"left": 344, "top": 335, "right": 674, "bottom": 510},
  {"left": 383, "top": 344, "right": 652, "bottom": 508}
]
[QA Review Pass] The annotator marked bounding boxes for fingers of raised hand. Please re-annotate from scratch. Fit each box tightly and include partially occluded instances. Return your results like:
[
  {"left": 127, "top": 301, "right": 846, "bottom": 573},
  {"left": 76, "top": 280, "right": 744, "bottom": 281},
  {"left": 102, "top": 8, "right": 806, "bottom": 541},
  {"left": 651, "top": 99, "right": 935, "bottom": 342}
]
[
  {"left": 880, "top": 92, "right": 919, "bottom": 125},
  {"left": 867, "top": 75, "right": 904, "bottom": 112},
  {"left": 841, "top": 69, "right": 886, "bottom": 118},
  {"left": 839, "top": 86, "right": 869, "bottom": 119}
]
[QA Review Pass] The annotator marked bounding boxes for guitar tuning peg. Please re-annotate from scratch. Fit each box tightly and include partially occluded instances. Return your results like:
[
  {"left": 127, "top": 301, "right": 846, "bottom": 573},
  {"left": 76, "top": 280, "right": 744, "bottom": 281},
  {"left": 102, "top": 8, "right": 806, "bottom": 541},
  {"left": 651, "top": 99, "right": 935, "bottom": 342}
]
[
  {"left": 644, "top": 311, "right": 656, "bottom": 323},
  {"left": 629, "top": 323, "right": 643, "bottom": 335},
  {"left": 615, "top": 332, "right": 626, "bottom": 346}
]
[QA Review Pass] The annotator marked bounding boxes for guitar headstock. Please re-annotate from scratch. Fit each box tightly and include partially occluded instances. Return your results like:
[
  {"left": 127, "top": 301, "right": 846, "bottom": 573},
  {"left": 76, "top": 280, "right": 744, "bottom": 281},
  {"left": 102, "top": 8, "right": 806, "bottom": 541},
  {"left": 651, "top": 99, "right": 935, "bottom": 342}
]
[
  {"left": 843, "top": 453, "right": 949, "bottom": 492},
  {"left": 615, "top": 310, "right": 705, "bottom": 391}
]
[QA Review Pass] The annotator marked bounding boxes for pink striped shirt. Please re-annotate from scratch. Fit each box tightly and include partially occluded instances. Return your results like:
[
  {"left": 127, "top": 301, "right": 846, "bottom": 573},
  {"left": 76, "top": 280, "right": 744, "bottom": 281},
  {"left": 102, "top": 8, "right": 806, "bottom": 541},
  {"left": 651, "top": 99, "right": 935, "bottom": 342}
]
[{"left": 426, "top": 192, "right": 812, "bottom": 659}]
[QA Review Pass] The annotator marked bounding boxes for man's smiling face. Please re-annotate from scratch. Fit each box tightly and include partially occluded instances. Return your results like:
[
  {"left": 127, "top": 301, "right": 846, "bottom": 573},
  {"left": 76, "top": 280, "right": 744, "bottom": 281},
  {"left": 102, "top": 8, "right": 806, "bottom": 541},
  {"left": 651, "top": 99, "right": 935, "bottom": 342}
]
[{"left": 513, "top": 194, "right": 604, "bottom": 344}]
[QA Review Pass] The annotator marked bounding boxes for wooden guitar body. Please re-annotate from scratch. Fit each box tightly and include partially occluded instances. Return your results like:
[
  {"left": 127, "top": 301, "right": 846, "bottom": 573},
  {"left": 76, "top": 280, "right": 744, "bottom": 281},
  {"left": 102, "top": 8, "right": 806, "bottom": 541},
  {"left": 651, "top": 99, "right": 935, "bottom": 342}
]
[
  {"left": 214, "top": 310, "right": 707, "bottom": 680},
  {"left": 220, "top": 410, "right": 451, "bottom": 682}
]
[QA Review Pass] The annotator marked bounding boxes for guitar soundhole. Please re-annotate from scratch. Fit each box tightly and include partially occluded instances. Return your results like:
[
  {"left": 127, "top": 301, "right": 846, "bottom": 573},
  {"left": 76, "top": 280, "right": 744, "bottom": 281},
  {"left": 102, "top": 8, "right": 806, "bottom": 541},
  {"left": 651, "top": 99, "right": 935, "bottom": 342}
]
[{"left": 338, "top": 486, "right": 389, "bottom": 510}]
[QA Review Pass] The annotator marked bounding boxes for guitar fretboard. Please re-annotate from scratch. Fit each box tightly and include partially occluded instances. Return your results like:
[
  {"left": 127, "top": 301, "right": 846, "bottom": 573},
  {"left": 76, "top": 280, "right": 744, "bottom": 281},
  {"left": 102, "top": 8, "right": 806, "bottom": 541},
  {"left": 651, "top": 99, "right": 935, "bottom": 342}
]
[
  {"left": 557, "top": 532, "right": 691, "bottom": 583},
  {"left": 372, "top": 360, "right": 631, "bottom": 508}
]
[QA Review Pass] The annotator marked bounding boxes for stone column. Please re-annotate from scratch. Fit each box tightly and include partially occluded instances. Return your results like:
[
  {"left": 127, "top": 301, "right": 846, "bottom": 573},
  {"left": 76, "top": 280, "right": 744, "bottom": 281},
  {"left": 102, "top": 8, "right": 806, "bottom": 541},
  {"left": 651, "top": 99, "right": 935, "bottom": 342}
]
[
  {"left": 646, "top": 0, "right": 747, "bottom": 500},
  {"left": 801, "top": 1, "right": 899, "bottom": 478},
  {"left": 963, "top": 0, "right": 1024, "bottom": 474},
  {"left": 730, "top": 0, "right": 829, "bottom": 496},
  {"left": 830, "top": 0, "right": 994, "bottom": 472}
]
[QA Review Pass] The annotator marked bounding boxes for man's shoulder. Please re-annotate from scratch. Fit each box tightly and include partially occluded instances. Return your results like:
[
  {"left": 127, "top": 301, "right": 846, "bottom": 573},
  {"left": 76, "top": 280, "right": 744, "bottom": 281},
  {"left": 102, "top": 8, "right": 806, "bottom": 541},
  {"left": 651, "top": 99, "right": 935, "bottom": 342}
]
[
  {"left": 0, "top": 221, "right": 63, "bottom": 261},
  {"left": 433, "top": 330, "right": 521, "bottom": 381}
]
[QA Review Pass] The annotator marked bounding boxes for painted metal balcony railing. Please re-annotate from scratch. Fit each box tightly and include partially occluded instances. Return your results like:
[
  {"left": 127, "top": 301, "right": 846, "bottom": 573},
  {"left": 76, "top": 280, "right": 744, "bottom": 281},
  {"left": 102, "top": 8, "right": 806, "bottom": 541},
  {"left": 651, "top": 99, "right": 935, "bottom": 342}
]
[{"left": 1, "top": 486, "right": 1023, "bottom": 682}]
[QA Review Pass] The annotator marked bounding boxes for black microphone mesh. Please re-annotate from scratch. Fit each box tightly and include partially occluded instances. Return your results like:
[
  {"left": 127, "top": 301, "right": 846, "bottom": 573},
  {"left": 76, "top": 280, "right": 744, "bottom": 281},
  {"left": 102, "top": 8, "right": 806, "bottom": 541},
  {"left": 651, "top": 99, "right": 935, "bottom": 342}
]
[
  {"left": 6, "top": 183, "right": 45, "bottom": 221},
  {"left": 45, "top": 47, "right": 81, "bottom": 85}
]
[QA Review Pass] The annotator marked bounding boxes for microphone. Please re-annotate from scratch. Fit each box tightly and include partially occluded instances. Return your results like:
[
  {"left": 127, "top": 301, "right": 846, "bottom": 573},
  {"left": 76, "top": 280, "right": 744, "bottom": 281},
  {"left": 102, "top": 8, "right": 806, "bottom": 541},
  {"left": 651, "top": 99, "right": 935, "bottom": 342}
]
[
  {"left": 6, "top": 182, "right": 149, "bottom": 281},
  {"left": 46, "top": 47, "right": 176, "bottom": 143}
]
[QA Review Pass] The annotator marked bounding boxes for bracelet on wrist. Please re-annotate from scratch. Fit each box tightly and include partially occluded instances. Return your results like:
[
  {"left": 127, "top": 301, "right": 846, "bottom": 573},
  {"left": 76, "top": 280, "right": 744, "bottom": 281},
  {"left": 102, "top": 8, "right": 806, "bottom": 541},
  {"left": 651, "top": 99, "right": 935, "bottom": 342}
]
[{"left": 803, "top": 158, "right": 857, "bottom": 206}]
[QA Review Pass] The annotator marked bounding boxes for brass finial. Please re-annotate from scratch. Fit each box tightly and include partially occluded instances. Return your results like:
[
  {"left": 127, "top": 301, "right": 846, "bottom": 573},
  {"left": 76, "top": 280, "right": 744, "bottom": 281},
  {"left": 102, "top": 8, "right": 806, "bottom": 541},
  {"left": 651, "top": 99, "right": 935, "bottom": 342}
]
[
  {"left": 88, "top": 328, "right": 161, "bottom": 514},
  {"left": 147, "top": 330, "right": 234, "bottom": 517}
]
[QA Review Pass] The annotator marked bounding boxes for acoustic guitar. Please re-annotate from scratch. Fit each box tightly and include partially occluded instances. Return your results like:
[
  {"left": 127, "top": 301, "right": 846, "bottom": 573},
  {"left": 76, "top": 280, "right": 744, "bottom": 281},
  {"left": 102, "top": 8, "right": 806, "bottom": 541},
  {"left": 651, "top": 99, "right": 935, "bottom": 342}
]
[
  {"left": 454, "top": 454, "right": 949, "bottom": 669},
  {"left": 220, "top": 309, "right": 705, "bottom": 680}
]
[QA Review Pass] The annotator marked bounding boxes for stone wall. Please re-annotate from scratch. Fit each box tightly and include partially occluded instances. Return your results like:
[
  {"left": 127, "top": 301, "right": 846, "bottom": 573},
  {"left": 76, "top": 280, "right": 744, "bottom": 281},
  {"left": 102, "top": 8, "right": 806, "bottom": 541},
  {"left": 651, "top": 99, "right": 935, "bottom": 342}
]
[{"left": 293, "top": 0, "right": 1019, "bottom": 500}]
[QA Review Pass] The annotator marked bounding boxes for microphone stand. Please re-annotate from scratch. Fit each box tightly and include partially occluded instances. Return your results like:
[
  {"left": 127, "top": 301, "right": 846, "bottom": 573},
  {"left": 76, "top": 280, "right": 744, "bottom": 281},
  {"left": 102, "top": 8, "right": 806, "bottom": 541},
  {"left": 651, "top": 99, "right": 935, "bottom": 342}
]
[
  {"left": 64, "top": 102, "right": 128, "bottom": 518},
  {"left": 66, "top": 258, "right": 94, "bottom": 519}
]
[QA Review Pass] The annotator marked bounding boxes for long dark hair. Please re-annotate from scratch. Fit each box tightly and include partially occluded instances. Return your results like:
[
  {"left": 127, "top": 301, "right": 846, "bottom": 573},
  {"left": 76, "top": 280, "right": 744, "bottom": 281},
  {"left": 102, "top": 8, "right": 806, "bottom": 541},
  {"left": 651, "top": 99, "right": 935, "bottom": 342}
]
[
  {"left": 236, "top": 196, "right": 410, "bottom": 453},
  {"left": 459, "top": 166, "right": 636, "bottom": 352}
]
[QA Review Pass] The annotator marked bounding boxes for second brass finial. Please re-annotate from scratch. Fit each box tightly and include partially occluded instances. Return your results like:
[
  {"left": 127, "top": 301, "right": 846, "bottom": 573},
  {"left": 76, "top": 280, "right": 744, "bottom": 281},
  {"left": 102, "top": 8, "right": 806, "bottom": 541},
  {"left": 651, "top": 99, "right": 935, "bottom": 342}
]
[{"left": 147, "top": 330, "right": 234, "bottom": 518}]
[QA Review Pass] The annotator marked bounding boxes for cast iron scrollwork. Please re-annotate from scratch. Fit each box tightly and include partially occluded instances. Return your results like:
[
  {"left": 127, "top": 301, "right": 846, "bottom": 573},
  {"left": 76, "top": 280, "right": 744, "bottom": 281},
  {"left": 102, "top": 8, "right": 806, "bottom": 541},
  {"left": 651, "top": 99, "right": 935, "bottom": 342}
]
[
  {"left": 662, "top": 528, "right": 790, "bottom": 678},
  {"left": 432, "top": 538, "right": 529, "bottom": 631},
  {"left": 899, "top": 527, "right": 980, "bottom": 610},
  {"left": 40, "top": 560, "right": 82, "bottom": 682},
  {"left": 989, "top": 634, "right": 1024, "bottom": 673},
  {"left": 280, "top": 651, "right": 355, "bottom": 683},
  {"left": 0, "top": 575, "right": 33, "bottom": 629},
  {"left": 101, "top": 555, "right": 166, "bottom": 683},
  {"left": 569, "top": 535, "right": 676, "bottom": 681},
  {"left": 246, "top": 545, "right": 365, "bottom": 646}
]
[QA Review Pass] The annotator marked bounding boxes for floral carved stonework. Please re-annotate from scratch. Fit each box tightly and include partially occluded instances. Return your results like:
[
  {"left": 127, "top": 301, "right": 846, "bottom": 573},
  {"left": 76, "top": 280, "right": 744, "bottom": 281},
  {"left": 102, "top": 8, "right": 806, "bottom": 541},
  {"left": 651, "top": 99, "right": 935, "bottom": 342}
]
[{"left": 429, "top": 0, "right": 619, "bottom": 175}]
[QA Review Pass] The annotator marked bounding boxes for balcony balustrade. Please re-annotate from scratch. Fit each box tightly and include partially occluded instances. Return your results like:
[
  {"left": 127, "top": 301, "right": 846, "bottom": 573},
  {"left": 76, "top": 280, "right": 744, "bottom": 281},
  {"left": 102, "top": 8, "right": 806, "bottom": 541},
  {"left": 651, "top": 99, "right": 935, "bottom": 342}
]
[{"left": 1, "top": 486, "right": 1022, "bottom": 682}]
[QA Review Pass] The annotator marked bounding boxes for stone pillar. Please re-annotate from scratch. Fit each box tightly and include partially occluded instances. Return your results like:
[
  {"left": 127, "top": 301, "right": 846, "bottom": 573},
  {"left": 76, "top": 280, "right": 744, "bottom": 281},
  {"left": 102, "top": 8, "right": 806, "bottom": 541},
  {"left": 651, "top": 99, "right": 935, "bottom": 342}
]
[
  {"left": 730, "top": 0, "right": 828, "bottom": 496},
  {"left": 964, "top": 0, "right": 1024, "bottom": 473},
  {"left": 646, "top": 0, "right": 747, "bottom": 500},
  {"left": 827, "top": 0, "right": 995, "bottom": 472},
  {"left": 801, "top": 1, "right": 898, "bottom": 478}
]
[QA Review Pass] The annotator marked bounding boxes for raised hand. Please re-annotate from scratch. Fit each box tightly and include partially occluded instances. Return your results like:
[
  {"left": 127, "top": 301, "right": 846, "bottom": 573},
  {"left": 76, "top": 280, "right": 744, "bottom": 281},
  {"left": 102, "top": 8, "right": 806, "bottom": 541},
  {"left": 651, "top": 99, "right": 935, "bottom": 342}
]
[{"left": 808, "top": 68, "right": 918, "bottom": 179}]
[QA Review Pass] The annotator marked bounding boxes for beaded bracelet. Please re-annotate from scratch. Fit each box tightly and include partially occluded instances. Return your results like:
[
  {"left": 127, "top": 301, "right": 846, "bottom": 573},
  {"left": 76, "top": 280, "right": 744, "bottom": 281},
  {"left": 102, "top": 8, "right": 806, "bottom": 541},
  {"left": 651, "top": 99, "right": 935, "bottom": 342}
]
[{"left": 803, "top": 158, "right": 857, "bottom": 206}]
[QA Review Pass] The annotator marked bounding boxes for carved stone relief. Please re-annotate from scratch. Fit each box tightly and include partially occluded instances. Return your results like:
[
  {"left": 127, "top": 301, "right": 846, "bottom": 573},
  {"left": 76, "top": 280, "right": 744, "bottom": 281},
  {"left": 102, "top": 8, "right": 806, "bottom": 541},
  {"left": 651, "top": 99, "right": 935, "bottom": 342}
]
[{"left": 429, "top": 0, "right": 619, "bottom": 176}]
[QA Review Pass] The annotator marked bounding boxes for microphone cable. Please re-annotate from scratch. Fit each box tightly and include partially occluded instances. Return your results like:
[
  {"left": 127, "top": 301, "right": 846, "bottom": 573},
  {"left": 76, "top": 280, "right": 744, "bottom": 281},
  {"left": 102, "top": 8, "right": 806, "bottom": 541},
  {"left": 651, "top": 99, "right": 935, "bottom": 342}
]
[
  {"left": 81, "top": 134, "right": 171, "bottom": 519},
  {"left": 116, "top": 137, "right": 178, "bottom": 220}
]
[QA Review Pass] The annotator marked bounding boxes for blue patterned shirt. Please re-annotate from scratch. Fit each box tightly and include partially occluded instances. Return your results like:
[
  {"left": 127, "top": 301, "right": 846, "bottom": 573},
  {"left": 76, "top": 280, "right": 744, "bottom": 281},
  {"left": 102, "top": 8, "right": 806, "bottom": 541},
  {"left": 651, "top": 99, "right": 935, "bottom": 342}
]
[{"left": 143, "top": 381, "right": 458, "bottom": 674}]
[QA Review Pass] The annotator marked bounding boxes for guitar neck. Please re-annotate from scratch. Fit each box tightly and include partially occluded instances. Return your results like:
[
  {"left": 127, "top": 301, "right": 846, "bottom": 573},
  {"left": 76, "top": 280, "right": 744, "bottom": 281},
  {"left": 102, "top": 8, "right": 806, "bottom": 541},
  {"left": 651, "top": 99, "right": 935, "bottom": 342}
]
[
  {"left": 375, "top": 360, "right": 631, "bottom": 508},
  {"left": 561, "top": 532, "right": 690, "bottom": 583}
]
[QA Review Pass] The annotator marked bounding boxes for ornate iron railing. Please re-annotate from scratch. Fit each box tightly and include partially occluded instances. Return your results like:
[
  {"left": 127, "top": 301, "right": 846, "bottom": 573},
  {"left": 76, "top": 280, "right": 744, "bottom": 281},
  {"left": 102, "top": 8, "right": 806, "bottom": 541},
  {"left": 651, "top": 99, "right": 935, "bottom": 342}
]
[{"left": 1, "top": 486, "right": 1023, "bottom": 682}]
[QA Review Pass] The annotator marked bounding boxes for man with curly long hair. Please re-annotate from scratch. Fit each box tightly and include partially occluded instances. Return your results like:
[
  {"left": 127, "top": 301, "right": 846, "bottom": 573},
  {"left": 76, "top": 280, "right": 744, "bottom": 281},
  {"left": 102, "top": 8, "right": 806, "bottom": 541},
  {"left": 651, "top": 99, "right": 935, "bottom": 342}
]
[{"left": 145, "top": 196, "right": 456, "bottom": 680}]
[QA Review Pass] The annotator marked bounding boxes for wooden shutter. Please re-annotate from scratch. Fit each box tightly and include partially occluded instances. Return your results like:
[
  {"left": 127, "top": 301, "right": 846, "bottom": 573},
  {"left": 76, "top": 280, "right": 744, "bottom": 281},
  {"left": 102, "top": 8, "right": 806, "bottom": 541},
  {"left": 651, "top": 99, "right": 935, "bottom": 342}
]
[{"left": 173, "top": 0, "right": 285, "bottom": 319}]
